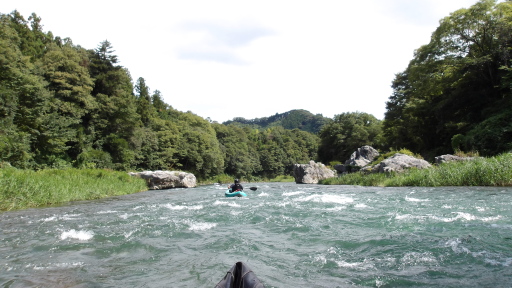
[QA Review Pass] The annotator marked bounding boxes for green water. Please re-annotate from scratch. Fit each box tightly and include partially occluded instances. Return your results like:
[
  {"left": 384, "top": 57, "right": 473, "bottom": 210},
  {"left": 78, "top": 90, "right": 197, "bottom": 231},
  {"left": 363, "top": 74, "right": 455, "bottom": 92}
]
[{"left": 1, "top": 183, "right": 511, "bottom": 287}]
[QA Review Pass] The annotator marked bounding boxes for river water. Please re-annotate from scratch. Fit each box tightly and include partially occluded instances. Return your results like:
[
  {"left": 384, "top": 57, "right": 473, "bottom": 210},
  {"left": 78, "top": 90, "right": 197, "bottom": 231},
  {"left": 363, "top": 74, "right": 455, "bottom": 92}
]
[{"left": 1, "top": 182, "right": 511, "bottom": 287}]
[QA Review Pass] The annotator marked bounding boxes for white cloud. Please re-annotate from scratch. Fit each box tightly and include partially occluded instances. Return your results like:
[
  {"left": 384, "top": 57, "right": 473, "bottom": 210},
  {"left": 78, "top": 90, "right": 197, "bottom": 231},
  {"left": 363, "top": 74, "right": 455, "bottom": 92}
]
[
  {"left": 3, "top": 0, "right": 479, "bottom": 123},
  {"left": 176, "top": 20, "right": 274, "bottom": 65}
]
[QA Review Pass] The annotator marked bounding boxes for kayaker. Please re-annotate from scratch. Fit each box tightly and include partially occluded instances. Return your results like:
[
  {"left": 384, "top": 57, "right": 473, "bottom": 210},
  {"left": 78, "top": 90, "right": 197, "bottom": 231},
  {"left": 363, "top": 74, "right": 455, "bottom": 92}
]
[{"left": 229, "top": 179, "right": 244, "bottom": 192}]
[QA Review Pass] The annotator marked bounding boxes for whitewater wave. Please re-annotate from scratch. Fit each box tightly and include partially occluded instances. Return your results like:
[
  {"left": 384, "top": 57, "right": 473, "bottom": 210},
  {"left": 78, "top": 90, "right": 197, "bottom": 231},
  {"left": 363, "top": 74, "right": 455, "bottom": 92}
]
[
  {"left": 187, "top": 221, "right": 217, "bottom": 231},
  {"left": 394, "top": 212, "right": 501, "bottom": 223},
  {"left": 213, "top": 200, "right": 241, "bottom": 207},
  {"left": 60, "top": 229, "right": 94, "bottom": 241},
  {"left": 161, "top": 203, "right": 203, "bottom": 210},
  {"left": 405, "top": 196, "right": 430, "bottom": 202},
  {"left": 296, "top": 194, "right": 354, "bottom": 205},
  {"left": 282, "top": 191, "right": 305, "bottom": 197}
]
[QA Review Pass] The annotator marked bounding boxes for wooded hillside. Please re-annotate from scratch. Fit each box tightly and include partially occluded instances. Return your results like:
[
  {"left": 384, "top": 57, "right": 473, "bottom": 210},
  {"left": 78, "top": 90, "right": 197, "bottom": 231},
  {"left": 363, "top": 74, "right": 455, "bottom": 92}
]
[
  {"left": 3, "top": 0, "right": 512, "bottom": 179},
  {"left": 0, "top": 11, "right": 319, "bottom": 179}
]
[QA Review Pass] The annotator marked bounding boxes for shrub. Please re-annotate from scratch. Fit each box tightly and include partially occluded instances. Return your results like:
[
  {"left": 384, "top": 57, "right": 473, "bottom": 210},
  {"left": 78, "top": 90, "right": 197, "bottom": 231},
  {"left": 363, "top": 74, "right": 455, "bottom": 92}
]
[{"left": 76, "top": 149, "right": 113, "bottom": 169}]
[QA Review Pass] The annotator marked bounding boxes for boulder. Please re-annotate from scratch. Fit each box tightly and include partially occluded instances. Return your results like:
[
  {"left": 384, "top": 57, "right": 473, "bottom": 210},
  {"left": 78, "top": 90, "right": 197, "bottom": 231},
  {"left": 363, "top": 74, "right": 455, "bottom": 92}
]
[
  {"left": 372, "top": 153, "right": 431, "bottom": 173},
  {"left": 334, "top": 146, "right": 379, "bottom": 174},
  {"left": 435, "top": 154, "right": 476, "bottom": 164},
  {"left": 333, "top": 164, "right": 346, "bottom": 173},
  {"left": 345, "top": 145, "right": 380, "bottom": 167},
  {"left": 293, "top": 160, "right": 336, "bottom": 184},
  {"left": 129, "top": 170, "right": 197, "bottom": 189}
]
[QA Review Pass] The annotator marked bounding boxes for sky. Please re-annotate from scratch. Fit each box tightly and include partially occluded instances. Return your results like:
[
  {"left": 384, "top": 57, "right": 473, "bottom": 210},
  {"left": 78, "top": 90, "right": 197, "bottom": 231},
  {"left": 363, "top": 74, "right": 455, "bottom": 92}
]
[{"left": 4, "top": 0, "right": 480, "bottom": 123}]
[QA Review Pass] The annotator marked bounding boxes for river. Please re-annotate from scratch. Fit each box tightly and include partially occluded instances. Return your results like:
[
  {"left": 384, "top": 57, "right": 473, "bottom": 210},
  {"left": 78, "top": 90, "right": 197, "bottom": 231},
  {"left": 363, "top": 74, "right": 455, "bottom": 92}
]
[{"left": 1, "top": 182, "right": 511, "bottom": 287}]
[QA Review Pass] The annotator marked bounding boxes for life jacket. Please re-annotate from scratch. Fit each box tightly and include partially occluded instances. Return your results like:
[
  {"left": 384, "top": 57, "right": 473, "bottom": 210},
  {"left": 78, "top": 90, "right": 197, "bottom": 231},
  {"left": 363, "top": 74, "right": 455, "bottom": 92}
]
[{"left": 232, "top": 183, "right": 243, "bottom": 191}]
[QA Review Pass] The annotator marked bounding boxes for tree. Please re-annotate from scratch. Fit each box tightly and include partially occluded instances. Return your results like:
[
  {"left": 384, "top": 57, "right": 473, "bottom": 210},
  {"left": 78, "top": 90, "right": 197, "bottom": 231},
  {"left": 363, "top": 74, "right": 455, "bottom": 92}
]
[
  {"left": 135, "top": 77, "right": 155, "bottom": 126},
  {"left": 213, "top": 123, "right": 261, "bottom": 178},
  {"left": 318, "top": 112, "right": 383, "bottom": 164},
  {"left": 383, "top": 0, "right": 512, "bottom": 157},
  {"left": 152, "top": 90, "right": 168, "bottom": 112},
  {"left": 173, "top": 112, "right": 224, "bottom": 179}
]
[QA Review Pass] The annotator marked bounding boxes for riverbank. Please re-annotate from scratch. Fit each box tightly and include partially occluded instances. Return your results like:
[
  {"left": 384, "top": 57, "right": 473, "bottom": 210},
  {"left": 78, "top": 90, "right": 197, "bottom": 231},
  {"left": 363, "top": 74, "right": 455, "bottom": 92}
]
[
  {"left": 321, "top": 152, "right": 512, "bottom": 186},
  {"left": 200, "top": 173, "right": 295, "bottom": 185},
  {"left": 0, "top": 168, "right": 147, "bottom": 212}
]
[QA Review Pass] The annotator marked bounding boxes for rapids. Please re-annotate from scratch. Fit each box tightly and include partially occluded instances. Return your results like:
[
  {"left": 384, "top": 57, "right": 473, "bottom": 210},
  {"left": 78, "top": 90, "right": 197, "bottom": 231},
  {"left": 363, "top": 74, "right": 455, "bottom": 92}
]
[{"left": 1, "top": 182, "right": 511, "bottom": 287}]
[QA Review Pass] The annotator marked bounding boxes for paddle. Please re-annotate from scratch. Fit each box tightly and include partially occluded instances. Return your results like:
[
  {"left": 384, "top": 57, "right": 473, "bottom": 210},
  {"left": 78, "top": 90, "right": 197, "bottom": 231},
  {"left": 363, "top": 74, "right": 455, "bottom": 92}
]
[{"left": 249, "top": 187, "right": 257, "bottom": 191}]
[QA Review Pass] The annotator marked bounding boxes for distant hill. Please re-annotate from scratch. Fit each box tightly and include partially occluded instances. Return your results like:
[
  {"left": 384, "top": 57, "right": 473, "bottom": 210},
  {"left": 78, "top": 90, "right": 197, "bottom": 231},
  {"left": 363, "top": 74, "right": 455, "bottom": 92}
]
[{"left": 223, "top": 109, "right": 330, "bottom": 134}]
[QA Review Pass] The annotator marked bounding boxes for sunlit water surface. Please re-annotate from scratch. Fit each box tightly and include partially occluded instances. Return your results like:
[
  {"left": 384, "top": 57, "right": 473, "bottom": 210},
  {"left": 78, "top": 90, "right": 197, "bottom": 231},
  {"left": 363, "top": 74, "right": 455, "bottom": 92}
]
[{"left": 1, "top": 183, "right": 512, "bottom": 287}]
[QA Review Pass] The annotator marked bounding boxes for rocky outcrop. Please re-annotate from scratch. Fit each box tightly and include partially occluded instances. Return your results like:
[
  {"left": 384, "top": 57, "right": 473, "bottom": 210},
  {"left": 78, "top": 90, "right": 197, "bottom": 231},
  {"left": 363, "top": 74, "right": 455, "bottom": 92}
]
[
  {"left": 334, "top": 145, "right": 379, "bottom": 173},
  {"left": 293, "top": 160, "right": 336, "bottom": 184},
  {"left": 129, "top": 170, "right": 197, "bottom": 189},
  {"left": 345, "top": 145, "right": 380, "bottom": 167},
  {"left": 371, "top": 153, "right": 432, "bottom": 173},
  {"left": 435, "top": 154, "right": 477, "bottom": 164}
]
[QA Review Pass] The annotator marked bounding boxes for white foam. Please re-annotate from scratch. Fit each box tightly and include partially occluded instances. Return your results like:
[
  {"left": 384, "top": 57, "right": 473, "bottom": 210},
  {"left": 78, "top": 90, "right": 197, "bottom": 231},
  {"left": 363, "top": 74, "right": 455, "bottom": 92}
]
[
  {"left": 42, "top": 214, "right": 82, "bottom": 222},
  {"left": 282, "top": 191, "right": 305, "bottom": 196},
  {"left": 485, "top": 257, "right": 512, "bottom": 267},
  {"left": 401, "top": 252, "right": 438, "bottom": 265},
  {"left": 124, "top": 229, "right": 138, "bottom": 238},
  {"left": 43, "top": 216, "right": 57, "bottom": 222},
  {"left": 259, "top": 192, "right": 269, "bottom": 197},
  {"left": 445, "top": 238, "right": 472, "bottom": 254},
  {"left": 394, "top": 212, "right": 501, "bottom": 223},
  {"left": 433, "top": 212, "right": 501, "bottom": 222},
  {"left": 336, "top": 259, "right": 375, "bottom": 271},
  {"left": 97, "top": 210, "right": 118, "bottom": 214},
  {"left": 354, "top": 203, "right": 369, "bottom": 208},
  {"left": 28, "top": 262, "right": 85, "bottom": 270},
  {"left": 405, "top": 196, "right": 429, "bottom": 202},
  {"left": 296, "top": 194, "right": 354, "bottom": 205},
  {"left": 213, "top": 200, "right": 242, "bottom": 207},
  {"left": 60, "top": 229, "right": 94, "bottom": 241},
  {"left": 162, "top": 203, "right": 203, "bottom": 210},
  {"left": 324, "top": 207, "right": 345, "bottom": 212},
  {"left": 314, "top": 255, "right": 327, "bottom": 264},
  {"left": 188, "top": 222, "right": 217, "bottom": 231}
]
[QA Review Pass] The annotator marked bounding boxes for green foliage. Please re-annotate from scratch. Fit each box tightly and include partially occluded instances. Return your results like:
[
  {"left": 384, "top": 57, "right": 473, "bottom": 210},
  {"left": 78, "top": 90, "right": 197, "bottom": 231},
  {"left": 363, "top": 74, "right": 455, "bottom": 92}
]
[
  {"left": 268, "top": 175, "right": 295, "bottom": 182},
  {"left": 384, "top": 0, "right": 512, "bottom": 157},
  {"left": 76, "top": 149, "right": 112, "bottom": 169},
  {"left": 173, "top": 112, "right": 224, "bottom": 179},
  {"left": 451, "top": 134, "right": 465, "bottom": 153},
  {"left": 213, "top": 123, "right": 261, "bottom": 178},
  {"left": 321, "top": 172, "right": 391, "bottom": 186},
  {"left": 224, "top": 109, "right": 329, "bottom": 134},
  {"left": 463, "top": 109, "right": 512, "bottom": 156},
  {"left": 318, "top": 112, "right": 383, "bottom": 164},
  {"left": 322, "top": 153, "right": 512, "bottom": 187},
  {"left": 0, "top": 168, "right": 147, "bottom": 211},
  {"left": 203, "top": 173, "right": 235, "bottom": 185},
  {"left": 372, "top": 148, "right": 421, "bottom": 165}
]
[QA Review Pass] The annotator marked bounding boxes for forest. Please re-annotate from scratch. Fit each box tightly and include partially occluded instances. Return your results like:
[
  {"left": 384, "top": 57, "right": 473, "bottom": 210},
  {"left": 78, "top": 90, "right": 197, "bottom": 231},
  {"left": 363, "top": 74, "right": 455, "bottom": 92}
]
[{"left": 2, "top": 0, "right": 512, "bottom": 181}]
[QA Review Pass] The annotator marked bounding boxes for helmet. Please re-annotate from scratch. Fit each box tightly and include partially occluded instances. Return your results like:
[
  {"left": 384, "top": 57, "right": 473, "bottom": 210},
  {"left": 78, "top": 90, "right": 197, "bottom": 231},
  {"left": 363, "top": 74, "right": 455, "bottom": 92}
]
[{"left": 234, "top": 179, "right": 239, "bottom": 183}]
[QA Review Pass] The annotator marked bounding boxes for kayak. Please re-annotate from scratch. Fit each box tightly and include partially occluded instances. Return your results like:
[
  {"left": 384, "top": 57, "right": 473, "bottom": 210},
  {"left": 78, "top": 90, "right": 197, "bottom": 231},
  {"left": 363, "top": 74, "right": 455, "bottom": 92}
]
[
  {"left": 225, "top": 188, "right": 247, "bottom": 197},
  {"left": 215, "top": 262, "right": 264, "bottom": 288}
]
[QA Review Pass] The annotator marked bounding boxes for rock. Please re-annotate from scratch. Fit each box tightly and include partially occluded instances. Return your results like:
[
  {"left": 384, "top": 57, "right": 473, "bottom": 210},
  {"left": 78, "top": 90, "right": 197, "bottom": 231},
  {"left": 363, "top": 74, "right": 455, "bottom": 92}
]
[
  {"left": 372, "top": 153, "right": 431, "bottom": 173},
  {"left": 435, "top": 154, "right": 476, "bottom": 164},
  {"left": 129, "top": 170, "right": 197, "bottom": 189},
  {"left": 293, "top": 160, "right": 336, "bottom": 184},
  {"left": 334, "top": 164, "right": 346, "bottom": 173},
  {"left": 345, "top": 145, "right": 380, "bottom": 167}
]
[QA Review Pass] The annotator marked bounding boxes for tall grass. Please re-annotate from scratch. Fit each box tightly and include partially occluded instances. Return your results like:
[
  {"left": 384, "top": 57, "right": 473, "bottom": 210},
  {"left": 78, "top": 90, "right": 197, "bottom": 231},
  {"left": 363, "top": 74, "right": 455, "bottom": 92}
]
[
  {"left": 0, "top": 168, "right": 148, "bottom": 211},
  {"left": 321, "top": 153, "right": 512, "bottom": 187},
  {"left": 268, "top": 175, "right": 295, "bottom": 182}
]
